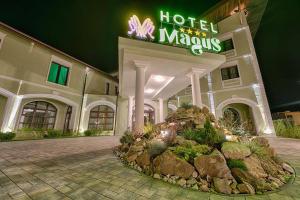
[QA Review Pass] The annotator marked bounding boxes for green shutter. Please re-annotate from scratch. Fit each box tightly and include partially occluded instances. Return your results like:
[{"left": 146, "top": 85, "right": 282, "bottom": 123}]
[
  {"left": 58, "top": 66, "right": 69, "bottom": 85},
  {"left": 48, "top": 62, "right": 59, "bottom": 83}
]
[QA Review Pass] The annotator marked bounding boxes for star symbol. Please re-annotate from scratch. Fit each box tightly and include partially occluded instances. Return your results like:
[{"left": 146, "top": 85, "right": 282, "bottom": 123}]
[
  {"left": 187, "top": 29, "right": 193, "bottom": 34},
  {"left": 195, "top": 30, "right": 200, "bottom": 36},
  {"left": 201, "top": 32, "right": 207, "bottom": 37},
  {"left": 179, "top": 27, "right": 185, "bottom": 33}
]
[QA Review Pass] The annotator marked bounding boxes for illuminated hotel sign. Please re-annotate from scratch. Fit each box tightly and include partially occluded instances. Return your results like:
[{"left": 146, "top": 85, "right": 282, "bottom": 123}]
[{"left": 127, "top": 10, "right": 221, "bottom": 55}]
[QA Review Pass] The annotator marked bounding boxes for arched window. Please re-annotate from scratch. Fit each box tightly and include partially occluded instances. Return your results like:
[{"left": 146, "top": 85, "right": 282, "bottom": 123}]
[
  {"left": 19, "top": 101, "right": 57, "bottom": 129},
  {"left": 88, "top": 105, "right": 114, "bottom": 130},
  {"left": 223, "top": 107, "right": 241, "bottom": 125},
  {"left": 132, "top": 104, "right": 155, "bottom": 126}
]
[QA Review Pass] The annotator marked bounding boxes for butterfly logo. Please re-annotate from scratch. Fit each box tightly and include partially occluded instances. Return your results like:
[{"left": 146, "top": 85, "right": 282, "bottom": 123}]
[{"left": 128, "top": 15, "right": 155, "bottom": 40}]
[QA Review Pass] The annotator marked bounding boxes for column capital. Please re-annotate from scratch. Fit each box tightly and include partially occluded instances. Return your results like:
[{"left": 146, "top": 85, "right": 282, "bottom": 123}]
[
  {"left": 186, "top": 68, "right": 205, "bottom": 77},
  {"left": 133, "top": 60, "right": 149, "bottom": 69}
]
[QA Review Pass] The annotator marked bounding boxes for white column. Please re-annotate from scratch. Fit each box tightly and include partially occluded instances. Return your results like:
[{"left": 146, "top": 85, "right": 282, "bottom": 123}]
[
  {"left": 1, "top": 95, "right": 23, "bottom": 132},
  {"left": 207, "top": 73, "right": 216, "bottom": 115},
  {"left": 128, "top": 96, "right": 134, "bottom": 130},
  {"left": 134, "top": 61, "right": 147, "bottom": 134},
  {"left": 190, "top": 72, "right": 202, "bottom": 108},
  {"left": 158, "top": 98, "right": 164, "bottom": 123}
]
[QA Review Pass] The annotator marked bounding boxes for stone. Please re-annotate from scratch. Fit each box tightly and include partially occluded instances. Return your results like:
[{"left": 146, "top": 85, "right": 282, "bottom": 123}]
[
  {"left": 126, "top": 153, "right": 138, "bottom": 162},
  {"left": 177, "top": 178, "right": 186, "bottom": 187},
  {"left": 221, "top": 142, "right": 251, "bottom": 160},
  {"left": 187, "top": 178, "right": 197, "bottom": 186},
  {"left": 192, "top": 171, "right": 198, "bottom": 178},
  {"left": 153, "top": 173, "right": 161, "bottom": 179},
  {"left": 200, "top": 184, "right": 209, "bottom": 192},
  {"left": 282, "top": 163, "right": 294, "bottom": 174},
  {"left": 260, "top": 157, "right": 284, "bottom": 177},
  {"left": 125, "top": 144, "right": 144, "bottom": 162},
  {"left": 243, "top": 154, "right": 268, "bottom": 179},
  {"left": 153, "top": 150, "right": 195, "bottom": 179},
  {"left": 213, "top": 178, "right": 232, "bottom": 194},
  {"left": 194, "top": 149, "right": 233, "bottom": 179},
  {"left": 136, "top": 151, "right": 151, "bottom": 167},
  {"left": 192, "top": 184, "right": 199, "bottom": 190},
  {"left": 237, "top": 182, "right": 255, "bottom": 194}
]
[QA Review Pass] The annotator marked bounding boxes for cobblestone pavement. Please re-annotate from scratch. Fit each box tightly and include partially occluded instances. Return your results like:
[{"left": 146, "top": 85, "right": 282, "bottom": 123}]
[{"left": 0, "top": 136, "right": 299, "bottom": 200}]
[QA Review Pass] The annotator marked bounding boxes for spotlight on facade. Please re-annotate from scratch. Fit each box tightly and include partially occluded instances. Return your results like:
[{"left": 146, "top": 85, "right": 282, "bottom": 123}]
[{"left": 264, "top": 127, "right": 273, "bottom": 134}]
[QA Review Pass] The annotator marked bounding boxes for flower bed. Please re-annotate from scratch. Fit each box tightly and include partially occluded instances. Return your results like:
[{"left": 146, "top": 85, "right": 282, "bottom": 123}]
[{"left": 115, "top": 106, "right": 294, "bottom": 195}]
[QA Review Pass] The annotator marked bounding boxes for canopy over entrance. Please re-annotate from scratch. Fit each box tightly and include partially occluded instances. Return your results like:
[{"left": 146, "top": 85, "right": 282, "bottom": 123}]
[{"left": 118, "top": 37, "right": 226, "bottom": 133}]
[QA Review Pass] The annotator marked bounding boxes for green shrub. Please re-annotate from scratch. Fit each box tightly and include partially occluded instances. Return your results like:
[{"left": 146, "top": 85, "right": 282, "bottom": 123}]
[
  {"left": 120, "top": 131, "right": 134, "bottom": 145},
  {"left": 274, "top": 119, "right": 300, "bottom": 139},
  {"left": 84, "top": 129, "right": 102, "bottom": 137},
  {"left": 170, "top": 144, "right": 211, "bottom": 163},
  {"left": 0, "top": 132, "right": 16, "bottom": 141},
  {"left": 182, "top": 128, "right": 206, "bottom": 143},
  {"left": 204, "top": 119, "right": 226, "bottom": 146},
  {"left": 147, "top": 139, "right": 167, "bottom": 157},
  {"left": 44, "top": 130, "right": 62, "bottom": 138},
  {"left": 244, "top": 140, "right": 269, "bottom": 158},
  {"left": 180, "top": 102, "right": 193, "bottom": 109},
  {"left": 227, "top": 159, "right": 247, "bottom": 171}
]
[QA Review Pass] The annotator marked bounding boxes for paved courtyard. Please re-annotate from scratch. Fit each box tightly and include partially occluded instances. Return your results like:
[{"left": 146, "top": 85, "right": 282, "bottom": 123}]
[{"left": 0, "top": 136, "right": 299, "bottom": 200}]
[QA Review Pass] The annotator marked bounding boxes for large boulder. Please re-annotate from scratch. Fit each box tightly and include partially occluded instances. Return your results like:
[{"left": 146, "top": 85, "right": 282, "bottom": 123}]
[
  {"left": 221, "top": 142, "right": 251, "bottom": 160},
  {"left": 231, "top": 168, "right": 272, "bottom": 192},
  {"left": 153, "top": 151, "right": 195, "bottom": 179},
  {"left": 194, "top": 149, "right": 233, "bottom": 179},
  {"left": 243, "top": 155, "right": 268, "bottom": 179},
  {"left": 237, "top": 182, "right": 255, "bottom": 194},
  {"left": 260, "top": 157, "right": 284, "bottom": 177},
  {"left": 213, "top": 178, "right": 232, "bottom": 194},
  {"left": 136, "top": 150, "right": 151, "bottom": 167},
  {"left": 125, "top": 143, "right": 145, "bottom": 162}
]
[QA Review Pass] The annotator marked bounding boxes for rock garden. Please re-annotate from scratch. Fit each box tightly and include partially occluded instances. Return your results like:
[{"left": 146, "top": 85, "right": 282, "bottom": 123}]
[{"left": 115, "top": 105, "right": 295, "bottom": 195}]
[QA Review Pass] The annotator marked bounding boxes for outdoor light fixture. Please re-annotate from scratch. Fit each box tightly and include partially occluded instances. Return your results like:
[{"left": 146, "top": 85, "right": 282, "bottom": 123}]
[
  {"left": 153, "top": 75, "right": 165, "bottom": 82},
  {"left": 145, "top": 88, "right": 155, "bottom": 94},
  {"left": 160, "top": 130, "right": 170, "bottom": 137}
]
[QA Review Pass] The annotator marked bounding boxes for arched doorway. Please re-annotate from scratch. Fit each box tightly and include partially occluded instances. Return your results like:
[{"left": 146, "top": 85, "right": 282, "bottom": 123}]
[
  {"left": 132, "top": 104, "right": 155, "bottom": 127},
  {"left": 18, "top": 101, "right": 57, "bottom": 129},
  {"left": 221, "top": 103, "right": 255, "bottom": 135}
]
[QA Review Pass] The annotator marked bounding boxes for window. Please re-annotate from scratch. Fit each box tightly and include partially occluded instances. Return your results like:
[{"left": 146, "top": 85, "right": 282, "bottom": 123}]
[
  {"left": 105, "top": 82, "right": 110, "bottom": 95},
  {"left": 220, "top": 39, "right": 234, "bottom": 52},
  {"left": 19, "top": 101, "right": 57, "bottom": 129},
  {"left": 48, "top": 62, "right": 69, "bottom": 86},
  {"left": 221, "top": 66, "right": 239, "bottom": 80},
  {"left": 88, "top": 105, "right": 114, "bottom": 130}
]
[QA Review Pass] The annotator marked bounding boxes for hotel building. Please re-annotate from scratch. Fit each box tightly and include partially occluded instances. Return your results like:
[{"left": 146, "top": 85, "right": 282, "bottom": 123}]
[{"left": 0, "top": 0, "right": 275, "bottom": 136}]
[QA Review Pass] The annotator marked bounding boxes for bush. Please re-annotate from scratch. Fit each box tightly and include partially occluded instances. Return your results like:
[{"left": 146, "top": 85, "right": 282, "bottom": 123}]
[
  {"left": 84, "top": 129, "right": 102, "bottom": 137},
  {"left": 244, "top": 140, "right": 269, "bottom": 158},
  {"left": 274, "top": 119, "right": 300, "bottom": 139},
  {"left": 0, "top": 132, "right": 16, "bottom": 141},
  {"left": 120, "top": 131, "right": 134, "bottom": 145},
  {"left": 227, "top": 159, "right": 247, "bottom": 171},
  {"left": 44, "top": 130, "right": 62, "bottom": 138},
  {"left": 203, "top": 119, "right": 226, "bottom": 146},
  {"left": 182, "top": 128, "right": 206, "bottom": 143},
  {"left": 170, "top": 144, "right": 211, "bottom": 163},
  {"left": 147, "top": 139, "right": 167, "bottom": 157},
  {"left": 180, "top": 102, "right": 193, "bottom": 109}
]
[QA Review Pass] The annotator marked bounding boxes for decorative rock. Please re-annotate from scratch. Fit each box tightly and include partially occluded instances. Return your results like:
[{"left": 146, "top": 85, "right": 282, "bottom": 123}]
[
  {"left": 153, "top": 173, "right": 161, "bottom": 179},
  {"left": 136, "top": 151, "right": 151, "bottom": 167},
  {"left": 213, "top": 178, "right": 232, "bottom": 194},
  {"left": 221, "top": 142, "right": 251, "bottom": 160},
  {"left": 282, "top": 163, "right": 294, "bottom": 174},
  {"left": 260, "top": 157, "right": 284, "bottom": 177},
  {"left": 187, "top": 178, "right": 197, "bottom": 186},
  {"left": 237, "top": 182, "right": 255, "bottom": 194},
  {"left": 192, "top": 184, "right": 199, "bottom": 190},
  {"left": 192, "top": 171, "right": 198, "bottom": 178},
  {"left": 200, "top": 184, "right": 209, "bottom": 192},
  {"left": 194, "top": 149, "right": 233, "bottom": 179},
  {"left": 153, "top": 151, "right": 195, "bottom": 179},
  {"left": 126, "top": 153, "right": 138, "bottom": 162},
  {"left": 177, "top": 178, "right": 186, "bottom": 187},
  {"left": 243, "top": 155, "right": 268, "bottom": 179}
]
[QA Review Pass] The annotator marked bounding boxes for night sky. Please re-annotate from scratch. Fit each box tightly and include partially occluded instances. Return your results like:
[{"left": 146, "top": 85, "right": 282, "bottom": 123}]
[{"left": 0, "top": 0, "right": 299, "bottom": 112}]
